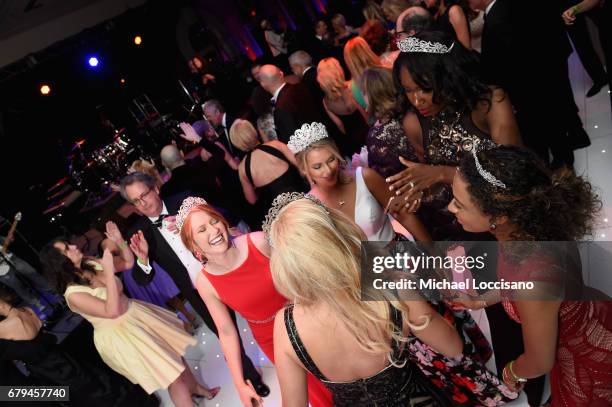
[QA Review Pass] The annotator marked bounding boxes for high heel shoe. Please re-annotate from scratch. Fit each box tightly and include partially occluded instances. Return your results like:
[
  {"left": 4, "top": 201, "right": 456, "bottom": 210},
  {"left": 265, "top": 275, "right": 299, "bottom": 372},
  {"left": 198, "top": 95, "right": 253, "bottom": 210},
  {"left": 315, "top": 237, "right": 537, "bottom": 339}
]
[
  {"left": 205, "top": 386, "right": 220, "bottom": 400},
  {"left": 193, "top": 386, "right": 220, "bottom": 402}
]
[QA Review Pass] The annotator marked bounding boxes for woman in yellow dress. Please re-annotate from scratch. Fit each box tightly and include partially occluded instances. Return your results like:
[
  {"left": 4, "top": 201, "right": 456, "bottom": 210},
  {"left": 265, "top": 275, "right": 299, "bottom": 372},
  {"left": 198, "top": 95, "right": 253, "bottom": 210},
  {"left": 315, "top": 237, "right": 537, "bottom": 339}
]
[{"left": 40, "top": 221, "right": 219, "bottom": 407}]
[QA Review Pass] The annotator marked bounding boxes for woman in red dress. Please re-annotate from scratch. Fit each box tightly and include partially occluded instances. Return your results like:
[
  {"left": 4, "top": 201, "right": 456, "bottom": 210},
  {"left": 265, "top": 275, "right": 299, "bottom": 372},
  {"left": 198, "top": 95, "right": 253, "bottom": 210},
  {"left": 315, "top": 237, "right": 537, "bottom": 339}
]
[
  {"left": 447, "top": 144, "right": 612, "bottom": 406},
  {"left": 176, "top": 197, "right": 332, "bottom": 407}
]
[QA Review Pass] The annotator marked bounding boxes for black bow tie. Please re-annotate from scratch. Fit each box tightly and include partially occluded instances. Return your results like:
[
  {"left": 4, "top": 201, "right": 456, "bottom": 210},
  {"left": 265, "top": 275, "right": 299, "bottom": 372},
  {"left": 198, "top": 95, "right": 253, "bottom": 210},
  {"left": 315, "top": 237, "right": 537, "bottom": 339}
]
[{"left": 152, "top": 214, "right": 168, "bottom": 229}]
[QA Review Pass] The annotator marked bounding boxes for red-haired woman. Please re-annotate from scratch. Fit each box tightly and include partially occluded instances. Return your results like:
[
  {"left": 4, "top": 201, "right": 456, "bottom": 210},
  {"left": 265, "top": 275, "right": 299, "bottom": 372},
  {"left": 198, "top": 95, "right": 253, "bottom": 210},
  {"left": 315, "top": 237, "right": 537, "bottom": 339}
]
[{"left": 176, "top": 197, "right": 332, "bottom": 407}]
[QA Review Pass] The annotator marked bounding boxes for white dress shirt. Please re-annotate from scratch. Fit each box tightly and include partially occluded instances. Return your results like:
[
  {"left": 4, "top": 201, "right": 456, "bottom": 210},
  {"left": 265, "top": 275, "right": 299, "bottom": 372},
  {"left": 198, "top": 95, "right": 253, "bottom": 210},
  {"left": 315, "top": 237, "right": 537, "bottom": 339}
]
[
  {"left": 136, "top": 203, "right": 203, "bottom": 286},
  {"left": 302, "top": 66, "right": 314, "bottom": 76},
  {"left": 485, "top": 0, "right": 497, "bottom": 15}
]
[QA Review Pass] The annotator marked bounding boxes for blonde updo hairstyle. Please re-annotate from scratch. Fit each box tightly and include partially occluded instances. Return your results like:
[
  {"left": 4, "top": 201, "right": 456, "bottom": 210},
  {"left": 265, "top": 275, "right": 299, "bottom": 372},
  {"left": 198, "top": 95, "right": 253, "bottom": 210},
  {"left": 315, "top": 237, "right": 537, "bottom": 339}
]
[
  {"left": 317, "top": 57, "right": 347, "bottom": 100},
  {"left": 269, "top": 199, "right": 427, "bottom": 358},
  {"left": 229, "top": 119, "right": 260, "bottom": 152},
  {"left": 128, "top": 159, "right": 163, "bottom": 188},
  {"left": 295, "top": 138, "right": 351, "bottom": 185}
]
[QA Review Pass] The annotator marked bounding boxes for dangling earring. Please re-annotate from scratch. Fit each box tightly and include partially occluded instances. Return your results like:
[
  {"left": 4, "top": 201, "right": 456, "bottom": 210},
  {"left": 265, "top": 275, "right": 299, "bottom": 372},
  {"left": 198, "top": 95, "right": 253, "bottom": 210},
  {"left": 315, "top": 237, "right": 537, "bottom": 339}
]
[
  {"left": 489, "top": 223, "right": 497, "bottom": 231},
  {"left": 195, "top": 251, "right": 205, "bottom": 264}
]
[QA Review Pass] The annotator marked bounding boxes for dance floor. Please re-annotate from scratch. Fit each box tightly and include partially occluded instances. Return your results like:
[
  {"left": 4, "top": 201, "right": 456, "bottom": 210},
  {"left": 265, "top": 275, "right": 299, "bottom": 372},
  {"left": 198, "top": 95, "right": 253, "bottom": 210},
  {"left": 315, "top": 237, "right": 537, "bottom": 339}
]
[
  {"left": 148, "top": 49, "right": 612, "bottom": 407},
  {"left": 27, "top": 42, "right": 573, "bottom": 406}
]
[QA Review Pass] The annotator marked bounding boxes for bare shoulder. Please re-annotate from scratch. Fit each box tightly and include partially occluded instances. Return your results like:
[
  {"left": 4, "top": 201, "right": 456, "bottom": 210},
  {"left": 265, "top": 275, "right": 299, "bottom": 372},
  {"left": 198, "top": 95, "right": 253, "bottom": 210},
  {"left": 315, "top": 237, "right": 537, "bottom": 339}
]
[
  {"left": 268, "top": 140, "right": 287, "bottom": 149},
  {"left": 361, "top": 167, "right": 386, "bottom": 188},
  {"left": 248, "top": 231, "right": 271, "bottom": 257},
  {"left": 402, "top": 111, "right": 422, "bottom": 134},
  {"left": 449, "top": 4, "right": 466, "bottom": 19},
  {"left": 273, "top": 307, "right": 291, "bottom": 350}
]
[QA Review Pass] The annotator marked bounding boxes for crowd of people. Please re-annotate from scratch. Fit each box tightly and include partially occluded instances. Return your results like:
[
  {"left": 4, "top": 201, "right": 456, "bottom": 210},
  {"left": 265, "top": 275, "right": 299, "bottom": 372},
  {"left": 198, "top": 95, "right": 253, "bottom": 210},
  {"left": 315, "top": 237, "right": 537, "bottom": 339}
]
[{"left": 2, "top": 0, "right": 612, "bottom": 406}]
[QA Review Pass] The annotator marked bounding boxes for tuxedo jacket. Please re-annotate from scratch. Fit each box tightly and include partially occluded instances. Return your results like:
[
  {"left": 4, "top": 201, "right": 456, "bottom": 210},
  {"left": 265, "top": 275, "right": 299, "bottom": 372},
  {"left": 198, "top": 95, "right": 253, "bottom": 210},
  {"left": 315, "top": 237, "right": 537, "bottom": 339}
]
[
  {"left": 273, "top": 82, "right": 323, "bottom": 143},
  {"left": 302, "top": 67, "right": 324, "bottom": 103},
  {"left": 128, "top": 192, "right": 210, "bottom": 319},
  {"left": 215, "top": 113, "right": 244, "bottom": 159},
  {"left": 159, "top": 163, "right": 240, "bottom": 225},
  {"left": 482, "top": 0, "right": 573, "bottom": 94}
]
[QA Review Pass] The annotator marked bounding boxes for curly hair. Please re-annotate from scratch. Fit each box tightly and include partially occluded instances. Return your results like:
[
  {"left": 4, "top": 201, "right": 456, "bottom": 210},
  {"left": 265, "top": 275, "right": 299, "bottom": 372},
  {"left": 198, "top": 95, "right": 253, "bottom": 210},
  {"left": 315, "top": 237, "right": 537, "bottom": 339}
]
[
  {"left": 393, "top": 30, "right": 492, "bottom": 113},
  {"left": 459, "top": 146, "right": 601, "bottom": 241},
  {"left": 39, "top": 238, "right": 93, "bottom": 294}
]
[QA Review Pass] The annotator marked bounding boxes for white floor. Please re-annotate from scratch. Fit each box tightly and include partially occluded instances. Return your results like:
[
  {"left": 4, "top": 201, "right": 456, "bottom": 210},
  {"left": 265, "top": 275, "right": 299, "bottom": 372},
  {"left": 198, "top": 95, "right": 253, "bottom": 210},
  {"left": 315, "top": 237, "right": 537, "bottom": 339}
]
[
  {"left": 155, "top": 316, "right": 282, "bottom": 407},
  {"left": 155, "top": 50, "right": 612, "bottom": 407},
  {"left": 567, "top": 48, "right": 612, "bottom": 296}
]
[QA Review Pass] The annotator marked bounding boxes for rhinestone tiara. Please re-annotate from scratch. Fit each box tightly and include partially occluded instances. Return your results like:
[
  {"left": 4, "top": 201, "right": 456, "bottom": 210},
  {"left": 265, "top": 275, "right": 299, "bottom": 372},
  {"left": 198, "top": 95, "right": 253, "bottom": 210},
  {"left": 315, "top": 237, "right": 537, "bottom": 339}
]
[
  {"left": 176, "top": 196, "right": 208, "bottom": 233},
  {"left": 287, "top": 122, "right": 329, "bottom": 154},
  {"left": 262, "top": 192, "right": 328, "bottom": 246},
  {"left": 397, "top": 37, "right": 455, "bottom": 54},
  {"left": 471, "top": 140, "right": 506, "bottom": 189}
]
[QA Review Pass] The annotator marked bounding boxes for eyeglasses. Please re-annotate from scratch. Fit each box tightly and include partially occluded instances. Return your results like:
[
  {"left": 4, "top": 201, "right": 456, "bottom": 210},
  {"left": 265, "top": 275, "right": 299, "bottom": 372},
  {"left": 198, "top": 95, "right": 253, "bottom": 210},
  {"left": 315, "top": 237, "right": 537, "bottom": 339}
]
[{"left": 131, "top": 188, "right": 153, "bottom": 206}]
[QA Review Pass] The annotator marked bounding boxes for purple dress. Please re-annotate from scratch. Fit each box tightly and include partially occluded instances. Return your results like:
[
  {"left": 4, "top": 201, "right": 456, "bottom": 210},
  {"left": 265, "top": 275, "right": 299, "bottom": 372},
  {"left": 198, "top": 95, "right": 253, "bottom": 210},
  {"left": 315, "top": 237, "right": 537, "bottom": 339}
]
[
  {"left": 122, "top": 263, "right": 180, "bottom": 308},
  {"left": 366, "top": 118, "right": 418, "bottom": 178}
]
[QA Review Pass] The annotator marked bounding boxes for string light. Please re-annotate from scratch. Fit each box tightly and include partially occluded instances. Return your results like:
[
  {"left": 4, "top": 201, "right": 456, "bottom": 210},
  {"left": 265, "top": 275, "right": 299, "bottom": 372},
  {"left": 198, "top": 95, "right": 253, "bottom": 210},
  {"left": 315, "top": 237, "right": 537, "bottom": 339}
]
[
  {"left": 40, "top": 84, "right": 51, "bottom": 95},
  {"left": 134, "top": 35, "right": 142, "bottom": 45}
]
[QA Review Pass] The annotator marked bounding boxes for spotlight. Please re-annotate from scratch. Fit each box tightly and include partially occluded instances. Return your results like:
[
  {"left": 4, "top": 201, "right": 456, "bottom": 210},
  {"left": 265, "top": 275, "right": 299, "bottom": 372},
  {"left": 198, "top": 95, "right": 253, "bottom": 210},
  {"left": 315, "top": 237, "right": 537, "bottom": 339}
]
[
  {"left": 88, "top": 56, "right": 100, "bottom": 68},
  {"left": 120, "top": 78, "right": 126, "bottom": 84},
  {"left": 40, "top": 84, "right": 51, "bottom": 95},
  {"left": 134, "top": 35, "right": 142, "bottom": 45}
]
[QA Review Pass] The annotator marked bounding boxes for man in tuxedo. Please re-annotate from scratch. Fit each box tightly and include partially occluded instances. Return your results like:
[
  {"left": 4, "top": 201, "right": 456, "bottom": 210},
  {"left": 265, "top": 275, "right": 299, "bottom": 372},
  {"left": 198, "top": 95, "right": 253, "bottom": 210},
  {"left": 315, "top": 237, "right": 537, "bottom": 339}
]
[
  {"left": 159, "top": 144, "right": 242, "bottom": 226},
  {"left": 289, "top": 50, "right": 321, "bottom": 101},
  {"left": 202, "top": 100, "right": 243, "bottom": 160},
  {"left": 472, "top": 0, "right": 589, "bottom": 168},
  {"left": 259, "top": 64, "right": 323, "bottom": 143},
  {"left": 248, "top": 63, "right": 273, "bottom": 118},
  {"left": 119, "top": 172, "right": 269, "bottom": 397},
  {"left": 311, "top": 19, "right": 334, "bottom": 63}
]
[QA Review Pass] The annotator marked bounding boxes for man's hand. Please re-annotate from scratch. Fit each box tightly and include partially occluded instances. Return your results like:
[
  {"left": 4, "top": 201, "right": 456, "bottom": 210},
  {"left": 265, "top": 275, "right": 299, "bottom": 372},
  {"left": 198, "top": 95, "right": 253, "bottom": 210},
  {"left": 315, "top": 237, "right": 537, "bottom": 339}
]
[
  {"left": 129, "top": 231, "right": 149, "bottom": 264},
  {"left": 562, "top": 7, "right": 577, "bottom": 25}
]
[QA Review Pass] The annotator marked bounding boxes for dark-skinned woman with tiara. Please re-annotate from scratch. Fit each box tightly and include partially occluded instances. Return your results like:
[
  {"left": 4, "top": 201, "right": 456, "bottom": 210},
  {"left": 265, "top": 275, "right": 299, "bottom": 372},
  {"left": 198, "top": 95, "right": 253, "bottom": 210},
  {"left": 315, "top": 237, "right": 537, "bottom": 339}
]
[
  {"left": 447, "top": 144, "right": 612, "bottom": 406},
  {"left": 387, "top": 32, "right": 528, "bottom": 398},
  {"left": 266, "top": 192, "right": 518, "bottom": 406},
  {"left": 387, "top": 30, "right": 522, "bottom": 241}
]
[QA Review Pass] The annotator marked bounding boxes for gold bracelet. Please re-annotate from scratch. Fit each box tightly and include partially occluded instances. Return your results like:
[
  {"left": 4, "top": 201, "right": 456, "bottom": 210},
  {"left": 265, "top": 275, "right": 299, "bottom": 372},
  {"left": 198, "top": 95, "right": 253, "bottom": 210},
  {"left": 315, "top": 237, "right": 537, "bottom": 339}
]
[
  {"left": 508, "top": 360, "right": 528, "bottom": 383},
  {"left": 118, "top": 241, "right": 128, "bottom": 249}
]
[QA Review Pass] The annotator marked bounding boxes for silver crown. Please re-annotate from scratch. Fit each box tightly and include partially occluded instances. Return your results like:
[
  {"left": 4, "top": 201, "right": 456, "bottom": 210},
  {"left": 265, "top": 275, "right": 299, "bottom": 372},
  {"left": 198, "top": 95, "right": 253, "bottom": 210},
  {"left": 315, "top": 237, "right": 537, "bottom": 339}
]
[
  {"left": 397, "top": 37, "right": 455, "bottom": 54},
  {"left": 176, "top": 196, "right": 209, "bottom": 233},
  {"left": 262, "top": 192, "right": 328, "bottom": 246},
  {"left": 287, "top": 122, "right": 329, "bottom": 154},
  {"left": 471, "top": 140, "right": 506, "bottom": 189}
]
